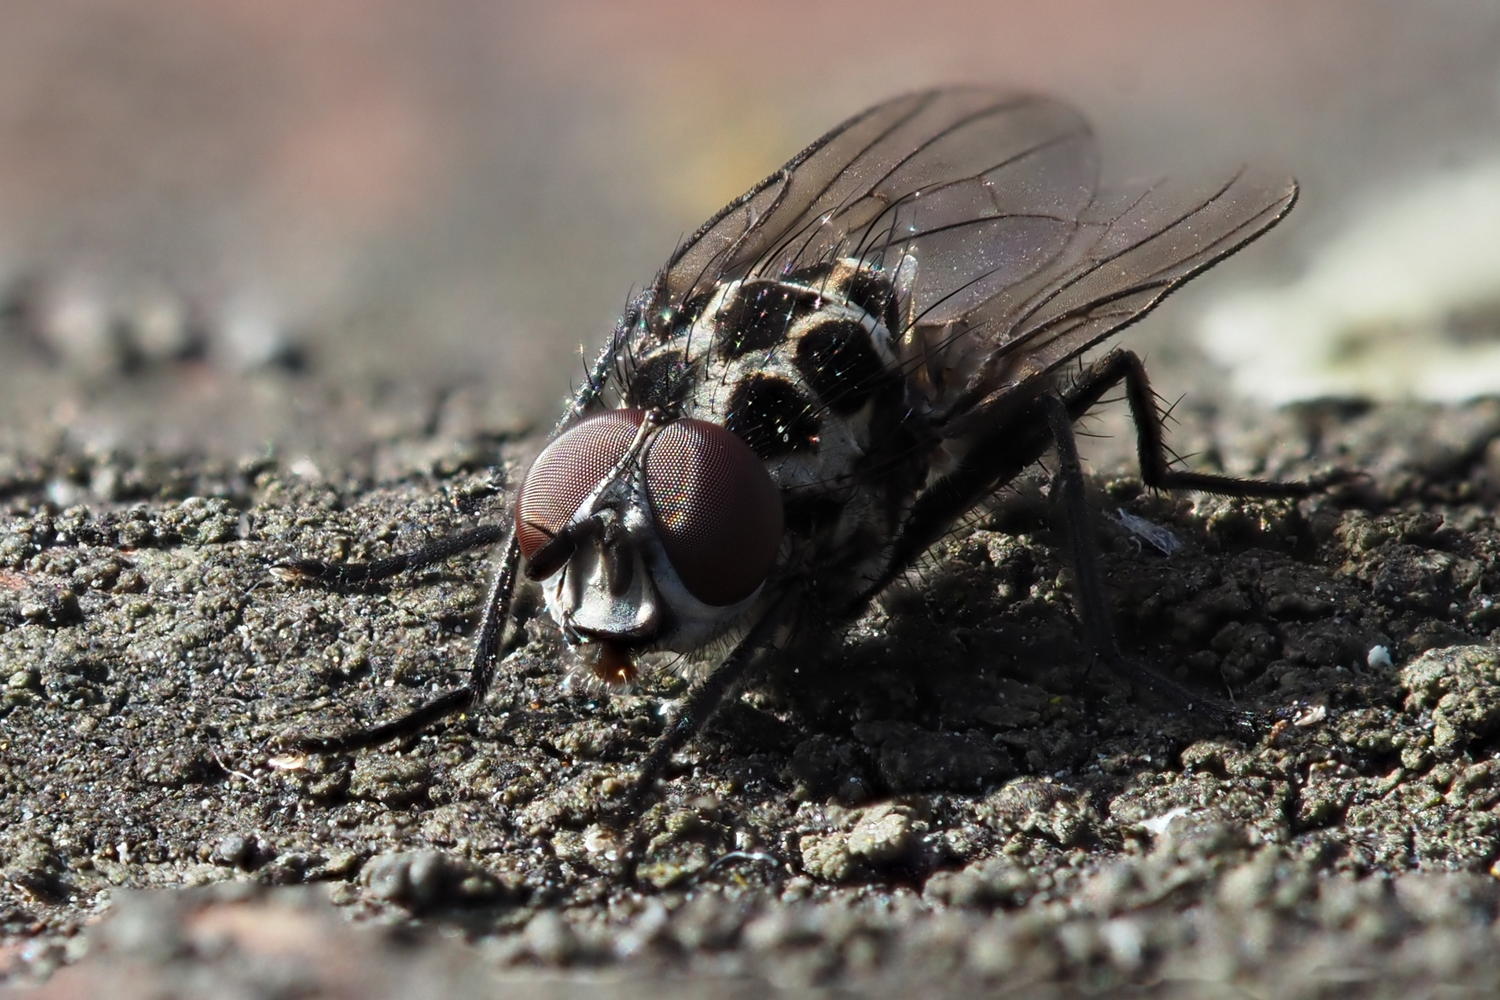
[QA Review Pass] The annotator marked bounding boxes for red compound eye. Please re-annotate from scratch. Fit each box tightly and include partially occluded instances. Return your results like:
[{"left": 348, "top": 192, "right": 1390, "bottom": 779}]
[
  {"left": 516, "top": 409, "right": 645, "bottom": 562},
  {"left": 644, "top": 419, "right": 783, "bottom": 606}
]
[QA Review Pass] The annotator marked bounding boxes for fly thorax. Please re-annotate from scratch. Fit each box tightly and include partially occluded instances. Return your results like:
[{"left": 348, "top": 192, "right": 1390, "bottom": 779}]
[{"left": 615, "top": 258, "right": 941, "bottom": 601}]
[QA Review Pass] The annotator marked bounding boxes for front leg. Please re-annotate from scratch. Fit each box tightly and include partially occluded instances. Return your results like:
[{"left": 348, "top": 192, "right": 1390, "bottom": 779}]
[
  {"left": 613, "top": 587, "right": 802, "bottom": 826},
  {"left": 284, "top": 533, "right": 524, "bottom": 752},
  {"left": 274, "top": 523, "right": 508, "bottom": 589}
]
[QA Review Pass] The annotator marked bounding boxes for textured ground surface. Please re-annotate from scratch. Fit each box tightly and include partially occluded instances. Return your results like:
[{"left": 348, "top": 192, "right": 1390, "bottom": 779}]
[{"left": 1, "top": 315, "right": 1499, "bottom": 997}]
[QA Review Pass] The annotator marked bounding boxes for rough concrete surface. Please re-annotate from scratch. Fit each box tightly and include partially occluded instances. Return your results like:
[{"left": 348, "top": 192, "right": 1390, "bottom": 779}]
[{"left": 1, "top": 302, "right": 1498, "bottom": 999}]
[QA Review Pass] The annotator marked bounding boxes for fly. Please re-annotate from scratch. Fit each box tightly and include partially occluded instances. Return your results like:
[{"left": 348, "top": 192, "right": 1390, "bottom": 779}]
[{"left": 277, "top": 87, "right": 1330, "bottom": 827}]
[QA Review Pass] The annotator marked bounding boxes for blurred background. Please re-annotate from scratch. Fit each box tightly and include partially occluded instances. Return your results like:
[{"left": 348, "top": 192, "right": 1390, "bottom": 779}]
[{"left": 1, "top": 0, "right": 1497, "bottom": 454}]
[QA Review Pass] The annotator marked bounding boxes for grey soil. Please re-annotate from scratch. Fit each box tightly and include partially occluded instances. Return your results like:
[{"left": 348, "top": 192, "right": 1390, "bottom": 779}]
[{"left": 2, "top": 325, "right": 1500, "bottom": 997}]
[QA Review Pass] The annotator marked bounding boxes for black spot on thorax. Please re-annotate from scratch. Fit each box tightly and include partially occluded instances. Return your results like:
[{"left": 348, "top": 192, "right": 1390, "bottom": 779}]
[
  {"left": 843, "top": 270, "right": 902, "bottom": 334},
  {"left": 723, "top": 373, "right": 820, "bottom": 460},
  {"left": 793, "top": 318, "right": 897, "bottom": 415},
  {"left": 624, "top": 349, "right": 693, "bottom": 410},
  {"left": 646, "top": 286, "right": 717, "bottom": 343},
  {"left": 715, "top": 280, "right": 826, "bottom": 359},
  {"left": 783, "top": 262, "right": 837, "bottom": 286}
]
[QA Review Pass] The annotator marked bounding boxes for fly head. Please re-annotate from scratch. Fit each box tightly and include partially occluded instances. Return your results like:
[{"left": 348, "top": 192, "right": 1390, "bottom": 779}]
[{"left": 514, "top": 407, "right": 785, "bottom": 683}]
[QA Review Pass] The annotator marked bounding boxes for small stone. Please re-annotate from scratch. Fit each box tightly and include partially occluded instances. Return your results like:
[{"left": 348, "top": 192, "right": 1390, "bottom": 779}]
[
  {"left": 522, "top": 910, "right": 578, "bottom": 964},
  {"left": 846, "top": 803, "right": 918, "bottom": 866}
]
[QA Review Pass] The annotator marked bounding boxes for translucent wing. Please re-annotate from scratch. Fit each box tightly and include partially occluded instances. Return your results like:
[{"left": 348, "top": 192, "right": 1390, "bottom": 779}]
[
  {"left": 650, "top": 88, "right": 1099, "bottom": 321},
  {"left": 635, "top": 87, "right": 1294, "bottom": 425},
  {"left": 919, "top": 167, "right": 1297, "bottom": 428}
]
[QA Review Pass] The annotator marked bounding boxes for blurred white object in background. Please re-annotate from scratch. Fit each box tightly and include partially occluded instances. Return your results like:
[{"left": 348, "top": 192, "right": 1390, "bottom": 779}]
[{"left": 1198, "top": 156, "right": 1500, "bottom": 403}]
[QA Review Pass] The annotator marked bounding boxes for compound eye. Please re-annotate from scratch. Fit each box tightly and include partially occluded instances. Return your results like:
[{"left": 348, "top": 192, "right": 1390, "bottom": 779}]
[
  {"left": 516, "top": 409, "right": 645, "bottom": 563},
  {"left": 644, "top": 419, "right": 783, "bottom": 606}
]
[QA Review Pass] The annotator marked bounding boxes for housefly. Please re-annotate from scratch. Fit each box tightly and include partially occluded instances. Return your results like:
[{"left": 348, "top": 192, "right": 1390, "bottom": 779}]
[{"left": 279, "top": 88, "right": 1320, "bottom": 824}]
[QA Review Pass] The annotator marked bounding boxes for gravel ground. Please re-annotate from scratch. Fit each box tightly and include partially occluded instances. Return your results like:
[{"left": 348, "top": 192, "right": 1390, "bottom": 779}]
[{"left": 1, "top": 301, "right": 1499, "bottom": 997}]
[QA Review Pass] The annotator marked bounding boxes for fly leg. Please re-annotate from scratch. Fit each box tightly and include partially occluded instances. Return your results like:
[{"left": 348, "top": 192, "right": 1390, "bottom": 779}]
[
  {"left": 608, "top": 592, "right": 800, "bottom": 886},
  {"left": 871, "top": 349, "right": 1330, "bottom": 606},
  {"left": 1063, "top": 348, "right": 1334, "bottom": 498},
  {"left": 867, "top": 347, "right": 1339, "bottom": 727},
  {"left": 1039, "top": 390, "right": 1249, "bottom": 729},
  {"left": 275, "top": 328, "right": 621, "bottom": 755},
  {"left": 273, "top": 523, "right": 507, "bottom": 588},
  {"left": 282, "top": 534, "right": 523, "bottom": 752},
  {"left": 1043, "top": 347, "right": 1333, "bottom": 725},
  {"left": 610, "top": 591, "right": 799, "bottom": 840}
]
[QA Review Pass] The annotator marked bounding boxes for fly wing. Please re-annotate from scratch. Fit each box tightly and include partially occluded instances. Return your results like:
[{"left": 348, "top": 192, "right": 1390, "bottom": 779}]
[
  {"left": 633, "top": 87, "right": 1294, "bottom": 431},
  {"left": 648, "top": 88, "right": 1100, "bottom": 322},
  {"left": 920, "top": 168, "right": 1298, "bottom": 430}
]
